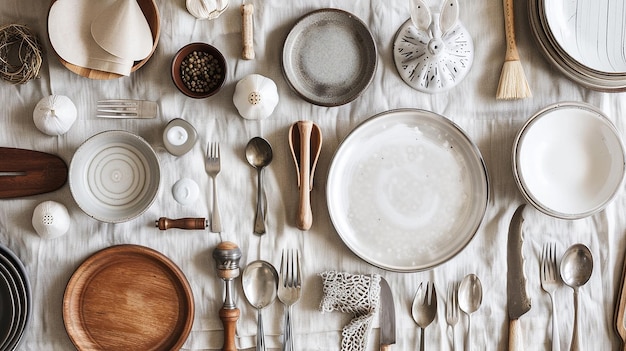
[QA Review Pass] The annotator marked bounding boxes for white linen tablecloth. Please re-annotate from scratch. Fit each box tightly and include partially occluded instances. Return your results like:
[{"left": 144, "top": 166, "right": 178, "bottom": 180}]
[{"left": 1, "top": 0, "right": 625, "bottom": 350}]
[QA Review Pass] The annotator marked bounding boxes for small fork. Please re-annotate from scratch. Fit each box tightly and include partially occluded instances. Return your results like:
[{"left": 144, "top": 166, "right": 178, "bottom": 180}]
[
  {"left": 277, "top": 249, "right": 302, "bottom": 351},
  {"left": 446, "top": 282, "right": 459, "bottom": 351},
  {"left": 96, "top": 99, "right": 157, "bottom": 118},
  {"left": 541, "top": 242, "right": 561, "bottom": 351},
  {"left": 205, "top": 142, "right": 222, "bottom": 233}
]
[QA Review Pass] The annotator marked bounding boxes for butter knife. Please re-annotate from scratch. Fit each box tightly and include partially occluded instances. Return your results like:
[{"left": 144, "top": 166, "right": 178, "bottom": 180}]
[
  {"left": 379, "top": 277, "right": 396, "bottom": 350},
  {"left": 507, "top": 204, "right": 530, "bottom": 350}
]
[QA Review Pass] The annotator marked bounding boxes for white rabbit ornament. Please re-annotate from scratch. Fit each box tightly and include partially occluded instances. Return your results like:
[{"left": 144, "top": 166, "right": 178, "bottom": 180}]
[{"left": 393, "top": 0, "right": 474, "bottom": 93}]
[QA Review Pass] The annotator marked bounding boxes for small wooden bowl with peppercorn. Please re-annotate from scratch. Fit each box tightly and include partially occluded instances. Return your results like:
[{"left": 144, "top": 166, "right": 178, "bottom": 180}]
[{"left": 171, "top": 42, "right": 226, "bottom": 98}]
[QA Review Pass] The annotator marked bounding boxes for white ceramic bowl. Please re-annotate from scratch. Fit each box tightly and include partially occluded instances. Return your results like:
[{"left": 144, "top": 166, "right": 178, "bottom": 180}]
[
  {"left": 69, "top": 131, "right": 160, "bottom": 223},
  {"left": 513, "top": 102, "right": 626, "bottom": 219}
]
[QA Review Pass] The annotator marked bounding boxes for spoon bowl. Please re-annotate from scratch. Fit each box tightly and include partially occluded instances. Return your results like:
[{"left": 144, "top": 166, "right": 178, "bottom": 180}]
[
  {"left": 411, "top": 282, "right": 437, "bottom": 351},
  {"left": 458, "top": 274, "right": 482, "bottom": 351},
  {"left": 560, "top": 243, "right": 593, "bottom": 351},
  {"left": 245, "top": 137, "right": 273, "bottom": 235},
  {"left": 242, "top": 260, "right": 278, "bottom": 351}
]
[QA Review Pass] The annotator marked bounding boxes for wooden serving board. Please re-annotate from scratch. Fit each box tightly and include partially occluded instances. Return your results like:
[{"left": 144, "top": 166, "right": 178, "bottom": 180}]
[
  {"left": 63, "top": 245, "right": 194, "bottom": 351},
  {"left": 0, "top": 147, "right": 67, "bottom": 198},
  {"left": 48, "top": 0, "right": 161, "bottom": 80}
]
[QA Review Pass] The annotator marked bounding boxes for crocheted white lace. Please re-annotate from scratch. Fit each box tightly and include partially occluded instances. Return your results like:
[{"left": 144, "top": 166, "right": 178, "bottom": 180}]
[{"left": 319, "top": 271, "right": 381, "bottom": 351}]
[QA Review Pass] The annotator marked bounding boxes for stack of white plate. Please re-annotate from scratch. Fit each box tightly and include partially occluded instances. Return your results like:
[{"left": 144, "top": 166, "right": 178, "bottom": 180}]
[
  {"left": 0, "top": 244, "right": 31, "bottom": 350},
  {"left": 529, "top": 0, "right": 626, "bottom": 91}
]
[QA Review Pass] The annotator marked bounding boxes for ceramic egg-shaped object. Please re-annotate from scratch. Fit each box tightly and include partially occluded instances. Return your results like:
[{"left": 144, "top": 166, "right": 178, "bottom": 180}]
[
  {"left": 32, "top": 200, "right": 71, "bottom": 239},
  {"left": 186, "top": 0, "right": 228, "bottom": 20},
  {"left": 393, "top": 0, "right": 474, "bottom": 93},
  {"left": 33, "top": 94, "right": 77, "bottom": 136},
  {"left": 233, "top": 74, "right": 279, "bottom": 120}
]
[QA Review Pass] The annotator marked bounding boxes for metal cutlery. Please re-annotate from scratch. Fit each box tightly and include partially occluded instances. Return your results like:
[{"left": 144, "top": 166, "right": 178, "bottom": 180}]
[
  {"left": 540, "top": 242, "right": 561, "bottom": 351},
  {"left": 446, "top": 282, "right": 459, "bottom": 351},
  {"left": 560, "top": 243, "right": 593, "bottom": 351},
  {"left": 411, "top": 281, "right": 437, "bottom": 351},
  {"left": 205, "top": 142, "right": 222, "bottom": 233},
  {"left": 96, "top": 99, "right": 157, "bottom": 118},
  {"left": 458, "top": 274, "right": 482, "bottom": 351},
  {"left": 277, "top": 249, "right": 302, "bottom": 351},
  {"left": 379, "top": 277, "right": 396, "bottom": 350},
  {"left": 507, "top": 205, "right": 530, "bottom": 351}
]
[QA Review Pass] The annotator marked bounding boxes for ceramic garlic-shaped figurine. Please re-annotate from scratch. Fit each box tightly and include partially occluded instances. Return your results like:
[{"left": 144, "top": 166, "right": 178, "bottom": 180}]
[
  {"left": 186, "top": 0, "right": 228, "bottom": 20},
  {"left": 393, "top": 0, "right": 474, "bottom": 93},
  {"left": 33, "top": 95, "right": 77, "bottom": 136},
  {"left": 233, "top": 74, "right": 279, "bottom": 120},
  {"left": 32, "top": 200, "right": 71, "bottom": 239}
]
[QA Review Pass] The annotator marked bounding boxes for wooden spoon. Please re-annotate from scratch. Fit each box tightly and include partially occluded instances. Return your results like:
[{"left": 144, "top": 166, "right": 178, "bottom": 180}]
[{"left": 288, "top": 121, "right": 322, "bottom": 230}]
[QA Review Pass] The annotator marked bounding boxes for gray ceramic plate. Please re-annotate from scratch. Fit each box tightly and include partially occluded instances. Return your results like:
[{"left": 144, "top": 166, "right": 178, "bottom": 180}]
[
  {"left": 282, "top": 8, "right": 377, "bottom": 106},
  {"left": 0, "top": 245, "right": 29, "bottom": 351}
]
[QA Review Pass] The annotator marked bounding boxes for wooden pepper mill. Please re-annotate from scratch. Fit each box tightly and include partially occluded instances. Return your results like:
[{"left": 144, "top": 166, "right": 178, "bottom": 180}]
[{"left": 212, "top": 241, "right": 242, "bottom": 351}]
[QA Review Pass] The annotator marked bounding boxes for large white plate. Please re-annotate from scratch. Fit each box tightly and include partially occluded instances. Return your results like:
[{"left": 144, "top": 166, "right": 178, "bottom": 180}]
[
  {"left": 327, "top": 109, "right": 489, "bottom": 272},
  {"left": 543, "top": 0, "right": 626, "bottom": 73}
]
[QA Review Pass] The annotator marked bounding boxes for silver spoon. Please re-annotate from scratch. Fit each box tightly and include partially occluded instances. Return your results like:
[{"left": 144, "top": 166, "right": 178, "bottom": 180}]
[
  {"left": 245, "top": 137, "right": 273, "bottom": 235},
  {"left": 458, "top": 274, "right": 482, "bottom": 351},
  {"left": 560, "top": 243, "right": 593, "bottom": 351},
  {"left": 242, "top": 260, "right": 278, "bottom": 351}
]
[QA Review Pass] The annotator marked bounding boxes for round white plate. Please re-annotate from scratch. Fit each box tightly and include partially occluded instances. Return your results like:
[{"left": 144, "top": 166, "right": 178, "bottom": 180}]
[
  {"left": 327, "top": 109, "right": 489, "bottom": 272},
  {"left": 282, "top": 8, "right": 377, "bottom": 106},
  {"left": 513, "top": 102, "right": 626, "bottom": 219},
  {"left": 69, "top": 130, "right": 160, "bottom": 223}
]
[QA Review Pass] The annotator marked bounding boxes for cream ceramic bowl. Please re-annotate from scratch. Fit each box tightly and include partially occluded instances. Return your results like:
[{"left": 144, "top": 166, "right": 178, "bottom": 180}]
[
  {"left": 513, "top": 102, "right": 626, "bottom": 219},
  {"left": 69, "top": 131, "right": 160, "bottom": 223}
]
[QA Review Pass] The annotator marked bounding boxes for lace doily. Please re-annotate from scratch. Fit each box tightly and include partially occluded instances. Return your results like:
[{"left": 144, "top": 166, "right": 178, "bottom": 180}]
[{"left": 319, "top": 271, "right": 381, "bottom": 351}]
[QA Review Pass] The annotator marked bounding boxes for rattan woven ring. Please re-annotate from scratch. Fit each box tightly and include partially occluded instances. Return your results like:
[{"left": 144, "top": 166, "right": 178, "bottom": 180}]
[{"left": 0, "top": 24, "right": 43, "bottom": 84}]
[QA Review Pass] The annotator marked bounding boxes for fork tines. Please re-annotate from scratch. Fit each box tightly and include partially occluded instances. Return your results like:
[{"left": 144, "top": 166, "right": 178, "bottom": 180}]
[
  {"left": 97, "top": 99, "right": 157, "bottom": 119},
  {"left": 280, "top": 249, "right": 302, "bottom": 289}
]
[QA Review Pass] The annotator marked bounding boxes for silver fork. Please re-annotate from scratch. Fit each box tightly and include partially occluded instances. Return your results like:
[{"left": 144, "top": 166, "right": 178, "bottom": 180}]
[
  {"left": 541, "top": 242, "right": 560, "bottom": 351},
  {"left": 446, "top": 282, "right": 459, "bottom": 351},
  {"left": 205, "top": 142, "right": 222, "bottom": 233},
  {"left": 277, "top": 249, "right": 301, "bottom": 351},
  {"left": 96, "top": 99, "right": 157, "bottom": 118}
]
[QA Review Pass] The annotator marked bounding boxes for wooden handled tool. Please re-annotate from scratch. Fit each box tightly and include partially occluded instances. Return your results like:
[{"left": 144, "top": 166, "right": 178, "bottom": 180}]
[
  {"left": 155, "top": 217, "right": 208, "bottom": 230},
  {"left": 0, "top": 147, "right": 67, "bottom": 198},
  {"left": 241, "top": 4, "right": 254, "bottom": 60},
  {"left": 212, "top": 241, "right": 242, "bottom": 351},
  {"left": 288, "top": 121, "right": 322, "bottom": 230}
]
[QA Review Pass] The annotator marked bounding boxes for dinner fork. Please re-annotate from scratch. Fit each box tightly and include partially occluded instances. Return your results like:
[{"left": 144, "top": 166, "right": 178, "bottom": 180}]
[
  {"left": 411, "top": 281, "right": 437, "bottom": 351},
  {"left": 446, "top": 282, "right": 459, "bottom": 351},
  {"left": 541, "top": 242, "right": 560, "bottom": 351},
  {"left": 96, "top": 99, "right": 157, "bottom": 118},
  {"left": 205, "top": 142, "right": 222, "bottom": 233},
  {"left": 277, "top": 249, "right": 301, "bottom": 351}
]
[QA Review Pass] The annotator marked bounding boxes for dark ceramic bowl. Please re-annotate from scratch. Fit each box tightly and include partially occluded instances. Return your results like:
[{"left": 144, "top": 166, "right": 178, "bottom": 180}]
[{"left": 171, "top": 42, "right": 226, "bottom": 98}]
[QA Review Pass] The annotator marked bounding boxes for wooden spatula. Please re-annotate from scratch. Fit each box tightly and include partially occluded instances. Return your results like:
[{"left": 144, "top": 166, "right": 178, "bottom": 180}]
[{"left": 0, "top": 147, "right": 68, "bottom": 198}]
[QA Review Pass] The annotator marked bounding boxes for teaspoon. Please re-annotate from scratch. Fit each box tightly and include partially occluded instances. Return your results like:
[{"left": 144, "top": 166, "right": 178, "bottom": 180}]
[
  {"left": 245, "top": 137, "right": 273, "bottom": 235},
  {"left": 458, "top": 274, "right": 482, "bottom": 351},
  {"left": 242, "top": 260, "right": 278, "bottom": 351},
  {"left": 560, "top": 243, "right": 593, "bottom": 351}
]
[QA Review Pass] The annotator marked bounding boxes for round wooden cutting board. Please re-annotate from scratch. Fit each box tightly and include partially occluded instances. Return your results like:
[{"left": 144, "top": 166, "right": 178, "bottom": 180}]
[{"left": 63, "top": 245, "right": 194, "bottom": 350}]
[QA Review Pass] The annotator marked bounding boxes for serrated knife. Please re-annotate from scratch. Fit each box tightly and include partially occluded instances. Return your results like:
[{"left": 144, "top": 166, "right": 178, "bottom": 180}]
[
  {"left": 379, "top": 277, "right": 396, "bottom": 350},
  {"left": 507, "top": 204, "right": 530, "bottom": 350}
]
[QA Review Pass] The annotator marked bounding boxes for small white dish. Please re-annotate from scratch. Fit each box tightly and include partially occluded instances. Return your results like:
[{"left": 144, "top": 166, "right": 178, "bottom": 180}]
[
  {"left": 69, "top": 130, "right": 160, "bottom": 223},
  {"left": 513, "top": 102, "right": 626, "bottom": 219}
]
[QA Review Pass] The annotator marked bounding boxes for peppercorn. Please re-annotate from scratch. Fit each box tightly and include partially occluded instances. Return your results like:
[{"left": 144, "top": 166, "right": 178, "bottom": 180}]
[{"left": 180, "top": 50, "right": 223, "bottom": 94}]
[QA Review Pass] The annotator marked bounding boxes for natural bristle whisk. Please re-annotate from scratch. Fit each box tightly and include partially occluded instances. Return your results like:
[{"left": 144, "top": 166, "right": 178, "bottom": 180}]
[{"left": 496, "top": 0, "right": 532, "bottom": 100}]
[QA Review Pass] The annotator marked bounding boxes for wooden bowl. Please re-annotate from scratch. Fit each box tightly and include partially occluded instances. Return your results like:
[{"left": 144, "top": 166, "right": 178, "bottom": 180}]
[
  {"left": 171, "top": 42, "right": 227, "bottom": 99},
  {"left": 48, "top": 0, "right": 161, "bottom": 80}
]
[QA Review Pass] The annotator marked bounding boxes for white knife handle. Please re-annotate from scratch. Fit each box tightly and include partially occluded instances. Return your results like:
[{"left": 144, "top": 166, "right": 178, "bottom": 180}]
[
  {"left": 509, "top": 318, "right": 524, "bottom": 351},
  {"left": 380, "top": 344, "right": 391, "bottom": 351}
]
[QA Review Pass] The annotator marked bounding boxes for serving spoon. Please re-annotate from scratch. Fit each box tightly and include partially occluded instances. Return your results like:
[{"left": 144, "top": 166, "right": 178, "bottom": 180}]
[
  {"left": 560, "top": 243, "right": 593, "bottom": 351},
  {"left": 245, "top": 137, "right": 273, "bottom": 235},
  {"left": 242, "top": 260, "right": 278, "bottom": 351},
  {"left": 458, "top": 274, "right": 482, "bottom": 351},
  {"left": 288, "top": 120, "right": 322, "bottom": 230}
]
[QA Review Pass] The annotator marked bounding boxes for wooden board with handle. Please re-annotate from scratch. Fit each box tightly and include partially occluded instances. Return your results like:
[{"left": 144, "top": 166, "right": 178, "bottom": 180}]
[{"left": 0, "top": 147, "right": 68, "bottom": 198}]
